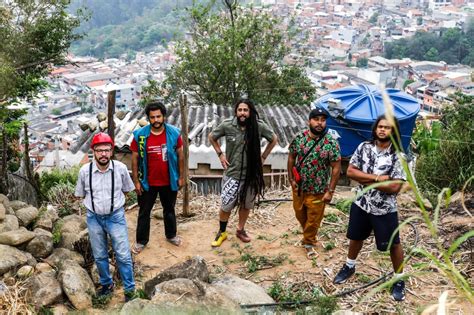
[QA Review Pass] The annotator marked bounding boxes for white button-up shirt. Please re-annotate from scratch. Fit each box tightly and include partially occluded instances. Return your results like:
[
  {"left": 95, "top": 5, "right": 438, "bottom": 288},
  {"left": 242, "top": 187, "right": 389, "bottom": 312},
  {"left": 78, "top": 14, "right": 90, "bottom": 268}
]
[{"left": 75, "top": 160, "right": 135, "bottom": 215}]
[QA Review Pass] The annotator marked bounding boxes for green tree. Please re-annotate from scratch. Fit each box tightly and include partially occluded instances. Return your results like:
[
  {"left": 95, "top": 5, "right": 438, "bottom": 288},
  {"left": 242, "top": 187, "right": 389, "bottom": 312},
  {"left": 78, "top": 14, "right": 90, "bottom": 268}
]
[
  {"left": 417, "top": 16, "right": 423, "bottom": 26},
  {"left": 356, "top": 57, "right": 368, "bottom": 68},
  {"left": 424, "top": 47, "right": 439, "bottom": 61},
  {"left": 0, "top": 0, "right": 84, "bottom": 194},
  {"left": 415, "top": 93, "right": 474, "bottom": 198},
  {"left": 369, "top": 12, "right": 379, "bottom": 25},
  {"left": 164, "top": 0, "right": 315, "bottom": 106}
]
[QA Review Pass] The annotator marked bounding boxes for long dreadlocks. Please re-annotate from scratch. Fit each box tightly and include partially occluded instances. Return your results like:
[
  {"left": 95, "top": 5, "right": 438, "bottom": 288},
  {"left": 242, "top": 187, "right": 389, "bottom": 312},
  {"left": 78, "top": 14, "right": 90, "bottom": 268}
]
[{"left": 235, "top": 99, "right": 265, "bottom": 205}]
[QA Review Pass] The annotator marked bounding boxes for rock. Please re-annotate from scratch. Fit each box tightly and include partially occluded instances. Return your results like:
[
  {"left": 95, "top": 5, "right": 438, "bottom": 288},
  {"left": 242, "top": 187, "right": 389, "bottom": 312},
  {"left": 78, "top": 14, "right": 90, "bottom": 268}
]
[
  {"left": 16, "top": 265, "right": 34, "bottom": 278},
  {"left": 90, "top": 263, "right": 115, "bottom": 285},
  {"left": 97, "top": 112, "right": 107, "bottom": 122},
  {"left": 45, "top": 205, "right": 60, "bottom": 223},
  {"left": 0, "top": 195, "right": 13, "bottom": 215},
  {"left": 26, "top": 272, "right": 63, "bottom": 307},
  {"left": 58, "top": 232, "right": 81, "bottom": 251},
  {"left": 60, "top": 214, "right": 86, "bottom": 235},
  {"left": 35, "top": 262, "right": 55, "bottom": 274},
  {"left": 0, "top": 244, "right": 28, "bottom": 275},
  {"left": 9, "top": 200, "right": 27, "bottom": 211},
  {"left": 35, "top": 217, "right": 53, "bottom": 231},
  {"left": 16, "top": 206, "right": 39, "bottom": 227},
  {"left": 155, "top": 278, "right": 203, "bottom": 297},
  {"left": 26, "top": 234, "right": 54, "bottom": 258},
  {"left": 0, "top": 204, "right": 5, "bottom": 220},
  {"left": 153, "top": 210, "right": 164, "bottom": 220},
  {"left": 211, "top": 275, "right": 275, "bottom": 305},
  {"left": 120, "top": 298, "right": 157, "bottom": 314},
  {"left": 138, "top": 118, "right": 148, "bottom": 127},
  {"left": 144, "top": 256, "right": 209, "bottom": 298},
  {"left": 116, "top": 110, "right": 128, "bottom": 120},
  {"left": 0, "top": 215, "right": 19, "bottom": 233},
  {"left": 51, "top": 304, "right": 69, "bottom": 315},
  {"left": 99, "top": 120, "right": 108, "bottom": 131},
  {"left": 24, "top": 252, "right": 38, "bottom": 267},
  {"left": 0, "top": 193, "right": 9, "bottom": 206},
  {"left": 0, "top": 227, "right": 36, "bottom": 246},
  {"left": 79, "top": 123, "right": 89, "bottom": 131},
  {"left": 151, "top": 279, "right": 239, "bottom": 312},
  {"left": 45, "top": 248, "right": 85, "bottom": 268},
  {"left": 58, "top": 260, "right": 94, "bottom": 310},
  {"left": 88, "top": 121, "right": 98, "bottom": 132},
  {"left": 33, "top": 228, "right": 53, "bottom": 237}
]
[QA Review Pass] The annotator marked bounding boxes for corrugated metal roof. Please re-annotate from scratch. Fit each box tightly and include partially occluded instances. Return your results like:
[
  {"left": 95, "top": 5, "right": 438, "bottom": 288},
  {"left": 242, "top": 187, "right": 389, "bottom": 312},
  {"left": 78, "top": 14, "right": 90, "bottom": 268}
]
[{"left": 71, "top": 104, "right": 313, "bottom": 170}]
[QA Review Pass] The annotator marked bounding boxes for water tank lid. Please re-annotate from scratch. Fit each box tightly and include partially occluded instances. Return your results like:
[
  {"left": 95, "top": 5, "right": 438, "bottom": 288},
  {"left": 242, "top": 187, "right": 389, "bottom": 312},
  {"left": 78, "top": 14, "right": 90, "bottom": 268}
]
[{"left": 316, "top": 84, "right": 420, "bottom": 123}]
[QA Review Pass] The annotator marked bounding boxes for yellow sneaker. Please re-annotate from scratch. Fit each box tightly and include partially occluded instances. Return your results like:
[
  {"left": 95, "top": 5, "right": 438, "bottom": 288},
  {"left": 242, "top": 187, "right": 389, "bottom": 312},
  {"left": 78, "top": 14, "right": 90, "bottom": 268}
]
[{"left": 211, "top": 231, "right": 228, "bottom": 247}]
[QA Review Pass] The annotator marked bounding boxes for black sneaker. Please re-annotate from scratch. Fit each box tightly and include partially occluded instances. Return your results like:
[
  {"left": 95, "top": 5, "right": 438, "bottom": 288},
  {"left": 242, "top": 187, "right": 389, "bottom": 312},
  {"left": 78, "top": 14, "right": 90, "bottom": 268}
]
[
  {"left": 124, "top": 290, "right": 136, "bottom": 302},
  {"left": 391, "top": 280, "right": 406, "bottom": 301},
  {"left": 333, "top": 264, "right": 355, "bottom": 284},
  {"left": 97, "top": 283, "right": 114, "bottom": 297}
]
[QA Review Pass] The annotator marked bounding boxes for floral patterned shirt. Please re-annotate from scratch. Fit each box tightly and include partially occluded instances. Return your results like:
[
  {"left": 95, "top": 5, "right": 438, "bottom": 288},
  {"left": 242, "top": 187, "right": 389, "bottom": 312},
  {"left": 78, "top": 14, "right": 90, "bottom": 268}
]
[
  {"left": 289, "top": 130, "right": 341, "bottom": 194},
  {"left": 350, "top": 142, "right": 407, "bottom": 215}
]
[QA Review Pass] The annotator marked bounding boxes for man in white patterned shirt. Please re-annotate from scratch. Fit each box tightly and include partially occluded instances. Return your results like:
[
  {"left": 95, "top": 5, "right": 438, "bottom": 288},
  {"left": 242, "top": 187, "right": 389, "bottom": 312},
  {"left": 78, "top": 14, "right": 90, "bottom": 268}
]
[{"left": 333, "top": 115, "right": 408, "bottom": 301}]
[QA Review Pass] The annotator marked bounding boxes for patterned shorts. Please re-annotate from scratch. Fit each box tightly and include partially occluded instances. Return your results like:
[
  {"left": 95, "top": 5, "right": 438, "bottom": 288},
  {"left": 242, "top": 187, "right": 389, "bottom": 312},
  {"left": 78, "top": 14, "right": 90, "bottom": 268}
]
[{"left": 220, "top": 176, "right": 256, "bottom": 212}]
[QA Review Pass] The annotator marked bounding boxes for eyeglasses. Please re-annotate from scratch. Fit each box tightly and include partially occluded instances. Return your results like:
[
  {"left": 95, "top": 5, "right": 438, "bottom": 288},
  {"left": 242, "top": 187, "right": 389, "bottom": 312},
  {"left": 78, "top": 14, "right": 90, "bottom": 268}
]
[{"left": 94, "top": 149, "right": 112, "bottom": 154}]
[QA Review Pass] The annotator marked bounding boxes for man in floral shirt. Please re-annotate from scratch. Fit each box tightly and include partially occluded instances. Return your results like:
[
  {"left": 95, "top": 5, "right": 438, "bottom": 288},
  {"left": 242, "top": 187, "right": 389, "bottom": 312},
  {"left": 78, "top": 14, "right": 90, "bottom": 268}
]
[
  {"left": 287, "top": 107, "right": 341, "bottom": 259},
  {"left": 333, "top": 115, "right": 407, "bottom": 302}
]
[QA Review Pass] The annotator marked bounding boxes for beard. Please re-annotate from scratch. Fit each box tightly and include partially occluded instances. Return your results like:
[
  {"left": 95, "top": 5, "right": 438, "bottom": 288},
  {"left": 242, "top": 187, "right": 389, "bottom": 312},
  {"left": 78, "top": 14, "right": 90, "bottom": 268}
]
[
  {"left": 152, "top": 121, "right": 163, "bottom": 129},
  {"left": 237, "top": 116, "right": 249, "bottom": 127},
  {"left": 375, "top": 134, "right": 391, "bottom": 143},
  {"left": 310, "top": 126, "right": 324, "bottom": 136},
  {"left": 97, "top": 157, "right": 110, "bottom": 166}
]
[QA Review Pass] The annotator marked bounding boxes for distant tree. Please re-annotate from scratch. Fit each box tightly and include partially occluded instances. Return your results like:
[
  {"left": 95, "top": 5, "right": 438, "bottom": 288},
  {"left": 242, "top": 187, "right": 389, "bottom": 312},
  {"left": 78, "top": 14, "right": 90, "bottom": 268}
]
[
  {"left": 417, "top": 16, "right": 423, "bottom": 26},
  {"left": 322, "top": 64, "right": 330, "bottom": 71},
  {"left": 403, "top": 79, "right": 415, "bottom": 90},
  {"left": 0, "top": 0, "right": 84, "bottom": 194},
  {"left": 51, "top": 109, "right": 62, "bottom": 116},
  {"left": 369, "top": 12, "right": 379, "bottom": 25},
  {"left": 424, "top": 47, "right": 439, "bottom": 61},
  {"left": 164, "top": 0, "right": 315, "bottom": 106},
  {"left": 356, "top": 57, "right": 368, "bottom": 68}
]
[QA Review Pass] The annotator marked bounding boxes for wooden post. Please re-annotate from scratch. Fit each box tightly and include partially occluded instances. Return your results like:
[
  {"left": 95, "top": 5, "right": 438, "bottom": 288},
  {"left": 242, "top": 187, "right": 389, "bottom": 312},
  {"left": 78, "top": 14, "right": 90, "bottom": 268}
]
[
  {"left": 179, "top": 93, "right": 190, "bottom": 216},
  {"left": 107, "top": 90, "right": 116, "bottom": 142},
  {"left": 23, "top": 123, "right": 40, "bottom": 203},
  {"left": 0, "top": 126, "right": 7, "bottom": 194}
]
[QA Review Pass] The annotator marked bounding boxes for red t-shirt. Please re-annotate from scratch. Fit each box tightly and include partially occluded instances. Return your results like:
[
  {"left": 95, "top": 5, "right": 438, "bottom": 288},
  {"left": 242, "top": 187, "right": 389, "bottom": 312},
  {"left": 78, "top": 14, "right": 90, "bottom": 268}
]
[{"left": 130, "top": 132, "right": 183, "bottom": 187}]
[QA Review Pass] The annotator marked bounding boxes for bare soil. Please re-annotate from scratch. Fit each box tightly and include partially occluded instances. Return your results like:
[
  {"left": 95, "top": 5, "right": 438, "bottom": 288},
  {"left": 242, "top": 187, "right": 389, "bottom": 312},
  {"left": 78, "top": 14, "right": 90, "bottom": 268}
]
[{"left": 99, "top": 187, "right": 473, "bottom": 314}]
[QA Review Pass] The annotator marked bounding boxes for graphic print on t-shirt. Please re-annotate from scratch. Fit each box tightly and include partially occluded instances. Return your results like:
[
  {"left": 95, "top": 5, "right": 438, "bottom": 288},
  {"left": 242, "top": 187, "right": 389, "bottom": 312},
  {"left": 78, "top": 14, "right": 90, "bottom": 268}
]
[{"left": 147, "top": 143, "right": 168, "bottom": 162}]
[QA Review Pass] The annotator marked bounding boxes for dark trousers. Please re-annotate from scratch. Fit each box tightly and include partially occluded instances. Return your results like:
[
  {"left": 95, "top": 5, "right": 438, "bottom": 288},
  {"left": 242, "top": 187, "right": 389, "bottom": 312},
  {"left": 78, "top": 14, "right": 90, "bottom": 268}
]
[{"left": 136, "top": 185, "right": 178, "bottom": 245}]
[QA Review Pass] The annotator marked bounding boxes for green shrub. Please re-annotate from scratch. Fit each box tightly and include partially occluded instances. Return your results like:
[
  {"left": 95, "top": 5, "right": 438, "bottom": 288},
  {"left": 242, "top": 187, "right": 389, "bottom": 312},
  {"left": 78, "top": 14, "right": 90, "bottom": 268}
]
[
  {"left": 40, "top": 167, "right": 79, "bottom": 200},
  {"left": 415, "top": 93, "right": 474, "bottom": 199}
]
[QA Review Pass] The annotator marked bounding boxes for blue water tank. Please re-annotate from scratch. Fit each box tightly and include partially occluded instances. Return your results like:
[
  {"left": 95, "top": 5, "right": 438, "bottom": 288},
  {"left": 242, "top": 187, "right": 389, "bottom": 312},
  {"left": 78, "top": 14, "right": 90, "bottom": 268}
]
[{"left": 313, "top": 85, "right": 420, "bottom": 158}]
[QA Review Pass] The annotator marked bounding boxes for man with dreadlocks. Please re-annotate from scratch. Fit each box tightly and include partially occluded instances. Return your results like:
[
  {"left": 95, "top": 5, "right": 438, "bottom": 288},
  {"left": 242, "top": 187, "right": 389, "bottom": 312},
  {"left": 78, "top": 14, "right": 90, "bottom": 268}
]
[{"left": 209, "top": 99, "right": 278, "bottom": 247}]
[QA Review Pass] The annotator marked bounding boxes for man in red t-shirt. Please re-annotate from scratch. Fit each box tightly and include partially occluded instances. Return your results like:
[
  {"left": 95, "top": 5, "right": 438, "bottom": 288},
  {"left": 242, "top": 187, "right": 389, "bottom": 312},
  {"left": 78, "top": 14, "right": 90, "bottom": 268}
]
[{"left": 130, "top": 102, "right": 184, "bottom": 253}]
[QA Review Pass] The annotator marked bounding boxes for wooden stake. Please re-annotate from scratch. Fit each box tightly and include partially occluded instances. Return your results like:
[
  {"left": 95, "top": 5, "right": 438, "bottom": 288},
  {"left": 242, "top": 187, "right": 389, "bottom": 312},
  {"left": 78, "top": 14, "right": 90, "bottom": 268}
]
[{"left": 179, "top": 93, "right": 190, "bottom": 216}]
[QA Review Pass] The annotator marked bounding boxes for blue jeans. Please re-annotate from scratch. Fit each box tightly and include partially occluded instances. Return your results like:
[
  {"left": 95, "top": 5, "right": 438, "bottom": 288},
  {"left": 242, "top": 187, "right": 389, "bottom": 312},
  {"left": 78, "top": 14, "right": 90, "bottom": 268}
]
[{"left": 87, "top": 207, "right": 135, "bottom": 292}]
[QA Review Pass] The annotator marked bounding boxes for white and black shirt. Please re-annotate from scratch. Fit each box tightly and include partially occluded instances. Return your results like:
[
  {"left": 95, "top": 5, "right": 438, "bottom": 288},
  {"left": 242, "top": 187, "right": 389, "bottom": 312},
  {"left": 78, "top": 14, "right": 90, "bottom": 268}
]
[{"left": 350, "top": 142, "right": 406, "bottom": 215}]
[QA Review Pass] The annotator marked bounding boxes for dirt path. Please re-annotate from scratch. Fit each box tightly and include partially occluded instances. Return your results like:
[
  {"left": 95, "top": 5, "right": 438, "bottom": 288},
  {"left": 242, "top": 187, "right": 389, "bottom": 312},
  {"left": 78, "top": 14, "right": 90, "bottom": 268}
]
[{"left": 100, "top": 188, "right": 472, "bottom": 313}]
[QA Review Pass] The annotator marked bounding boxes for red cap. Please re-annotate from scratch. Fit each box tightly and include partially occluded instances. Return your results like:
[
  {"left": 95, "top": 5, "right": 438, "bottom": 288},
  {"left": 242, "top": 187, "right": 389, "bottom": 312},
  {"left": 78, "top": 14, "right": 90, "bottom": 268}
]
[{"left": 91, "top": 133, "right": 114, "bottom": 149}]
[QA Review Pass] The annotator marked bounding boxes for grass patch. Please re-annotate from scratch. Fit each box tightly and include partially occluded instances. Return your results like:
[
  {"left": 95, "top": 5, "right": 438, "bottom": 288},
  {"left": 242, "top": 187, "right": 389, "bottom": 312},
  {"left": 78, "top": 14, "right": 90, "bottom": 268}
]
[
  {"left": 334, "top": 198, "right": 352, "bottom": 214},
  {"left": 325, "top": 213, "right": 339, "bottom": 223},
  {"left": 356, "top": 273, "right": 372, "bottom": 284},
  {"left": 323, "top": 241, "right": 336, "bottom": 251},
  {"left": 240, "top": 252, "right": 288, "bottom": 273},
  {"left": 268, "top": 280, "right": 338, "bottom": 313},
  {"left": 52, "top": 220, "right": 63, "bottom": 245}
]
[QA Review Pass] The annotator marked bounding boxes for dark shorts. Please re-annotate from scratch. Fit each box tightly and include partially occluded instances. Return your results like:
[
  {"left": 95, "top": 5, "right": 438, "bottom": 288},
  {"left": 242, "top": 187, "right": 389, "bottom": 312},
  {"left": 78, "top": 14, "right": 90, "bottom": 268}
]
[{"left": 347, "top": 202, "right": 400, "bottom": 251}]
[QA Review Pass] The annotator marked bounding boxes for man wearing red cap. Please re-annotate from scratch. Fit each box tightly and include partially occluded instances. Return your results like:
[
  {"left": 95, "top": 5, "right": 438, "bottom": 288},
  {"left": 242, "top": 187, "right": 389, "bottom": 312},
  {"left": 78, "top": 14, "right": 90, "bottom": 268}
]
[
  {"left": 287, "top": 107, "right": 341, "bottom": 259},
  {"left": 75, "top": 133, "right": 136, "bottom": 302}
]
